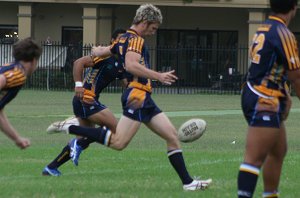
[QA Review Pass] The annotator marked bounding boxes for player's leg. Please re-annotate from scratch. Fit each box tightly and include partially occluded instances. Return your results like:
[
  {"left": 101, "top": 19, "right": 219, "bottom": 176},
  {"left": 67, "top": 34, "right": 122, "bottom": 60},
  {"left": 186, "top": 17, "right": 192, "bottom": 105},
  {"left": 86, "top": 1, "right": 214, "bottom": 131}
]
[
  {"left": 262, "top": 123, "right": 287, "bottom": 197},
  {"left": 68, "top": 117, "right": 95, "bottom": 165},
  {"left": 108, "top": 115, "right": 140, "bottom": 150},
  {"left": 69, "top": 108, "right": 118, "bottom": 164},
  {"left": 86, "top": 108, "right": 118, "bottom": 133},
  {"left": 238, "top": 83, "right": 285, "bottom": 197},
  {"left": 42, "top": 117, "right": 93, "bottom": 175},
  {"left": 145, "top": 112, "right": 211, "bottom": 190},
  {"left": 68, "top": 115, "right": 141, "bottom": 150},
  {"left": 67, "top": 97, "right": 108, "bottom": 164},
  {"left": 145, "top": 112, "right": 180, "bottom": 149},
  {"left": 237, "top": 126, "right": 280, "bottom": 198}
]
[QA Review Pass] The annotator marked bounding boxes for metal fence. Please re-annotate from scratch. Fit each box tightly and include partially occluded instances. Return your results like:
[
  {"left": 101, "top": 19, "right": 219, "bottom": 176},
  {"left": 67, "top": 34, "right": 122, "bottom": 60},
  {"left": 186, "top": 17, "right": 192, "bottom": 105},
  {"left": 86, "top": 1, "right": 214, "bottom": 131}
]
[{"left": 0, "top": 41, "right": 249, "bottom": 94}]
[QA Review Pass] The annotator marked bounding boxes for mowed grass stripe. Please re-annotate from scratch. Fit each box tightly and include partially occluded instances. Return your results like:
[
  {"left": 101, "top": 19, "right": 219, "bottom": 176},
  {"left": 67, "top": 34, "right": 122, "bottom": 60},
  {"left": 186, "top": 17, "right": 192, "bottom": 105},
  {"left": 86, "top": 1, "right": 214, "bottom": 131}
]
[{"left": 8, "top": 108, "right": 300, "bottom": 119}]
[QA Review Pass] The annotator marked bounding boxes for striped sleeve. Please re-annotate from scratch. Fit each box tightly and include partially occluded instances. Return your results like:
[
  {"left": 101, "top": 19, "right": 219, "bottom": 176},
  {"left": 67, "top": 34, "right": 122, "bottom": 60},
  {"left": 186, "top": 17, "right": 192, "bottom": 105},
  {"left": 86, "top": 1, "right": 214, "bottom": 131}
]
[
  {"left": 3, "top": 67, "right": 26, "bottom": 88},
  {"left": 93, "top": 56, "right": 104, "bottom": 65},
  {"left": 127, "top": 36, "right": 144, "bottom": 54},
  {"left": 110, "top": 40, "right": 118, "bottom": 55},
  {"left": 277, "top": 26, "right": 300, "bottom": 70}
]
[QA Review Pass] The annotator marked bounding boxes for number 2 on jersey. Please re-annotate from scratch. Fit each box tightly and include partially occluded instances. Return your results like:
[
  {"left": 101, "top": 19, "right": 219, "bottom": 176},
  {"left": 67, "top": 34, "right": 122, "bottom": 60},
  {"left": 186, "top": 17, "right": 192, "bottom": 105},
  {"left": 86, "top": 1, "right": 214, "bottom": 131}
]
[{"left": 250, "top": 33, "right": 265, "bottom": 64}]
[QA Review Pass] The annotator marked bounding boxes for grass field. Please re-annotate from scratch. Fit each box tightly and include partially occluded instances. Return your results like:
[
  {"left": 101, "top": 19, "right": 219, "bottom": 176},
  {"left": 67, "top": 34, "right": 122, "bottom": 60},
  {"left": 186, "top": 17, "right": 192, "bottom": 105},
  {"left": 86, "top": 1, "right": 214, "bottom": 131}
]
[{"left": 0, "top": 90, "right": 300, "bottom": 198}]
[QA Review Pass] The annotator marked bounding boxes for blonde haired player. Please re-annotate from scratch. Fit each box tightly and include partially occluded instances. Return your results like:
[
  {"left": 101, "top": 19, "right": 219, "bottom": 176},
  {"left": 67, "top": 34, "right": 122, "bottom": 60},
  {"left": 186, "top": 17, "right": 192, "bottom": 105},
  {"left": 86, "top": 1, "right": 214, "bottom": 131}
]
[{"left": 58, "top": 4, "right": 212, "bottom": 190}]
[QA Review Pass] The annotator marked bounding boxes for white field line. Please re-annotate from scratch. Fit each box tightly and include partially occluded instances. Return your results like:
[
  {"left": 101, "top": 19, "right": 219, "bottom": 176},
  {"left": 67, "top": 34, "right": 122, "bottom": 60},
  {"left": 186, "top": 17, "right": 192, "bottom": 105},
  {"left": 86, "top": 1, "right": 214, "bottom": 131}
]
[
  {"left": 0, "top": 158, "right": 241, "bottom": 180},
  {"left": 1, "top": 154, "right": 299, "bottom": 180},
  {"left": 8, "top": 108, "right": 300, "bottom": 119}
]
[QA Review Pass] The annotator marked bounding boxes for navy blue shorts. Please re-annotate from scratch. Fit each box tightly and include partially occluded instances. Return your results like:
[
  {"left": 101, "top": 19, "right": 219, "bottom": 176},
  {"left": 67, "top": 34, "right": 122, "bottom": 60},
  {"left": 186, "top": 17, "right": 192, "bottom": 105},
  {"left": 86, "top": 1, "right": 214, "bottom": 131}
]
[
  {"left": 241, "top": 84, "right": 287, "bottom": 128},
  {"left": 121, "top": 87, "right": 162, "bottom": 123},
  {"left": 72, "top": 96, "right": 107, "bottom": 119}
]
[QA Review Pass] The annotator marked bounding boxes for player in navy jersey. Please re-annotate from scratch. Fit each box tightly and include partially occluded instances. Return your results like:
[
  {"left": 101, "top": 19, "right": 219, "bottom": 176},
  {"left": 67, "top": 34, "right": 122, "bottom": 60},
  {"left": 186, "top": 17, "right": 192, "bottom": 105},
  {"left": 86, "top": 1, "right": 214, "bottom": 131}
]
[
  {"left": 0, "top": 38, "right": 42, "bottom": 149},
  {"left": 42, "top": 29, "right": 126, "bottom": 176},
  {"left": 63, "top": 4, "right": 212, "bottom": 191},
  {"left": 238, "top": 0, "right": 300, "bottom": 197}
]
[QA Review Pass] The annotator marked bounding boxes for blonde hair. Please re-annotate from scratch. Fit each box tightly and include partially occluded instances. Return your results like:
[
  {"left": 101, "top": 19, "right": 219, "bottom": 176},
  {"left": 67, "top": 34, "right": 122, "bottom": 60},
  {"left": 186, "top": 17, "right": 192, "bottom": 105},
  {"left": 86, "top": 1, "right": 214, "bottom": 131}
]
[{"left": 132, "top": 4, "right": 163, "bottom": 25}]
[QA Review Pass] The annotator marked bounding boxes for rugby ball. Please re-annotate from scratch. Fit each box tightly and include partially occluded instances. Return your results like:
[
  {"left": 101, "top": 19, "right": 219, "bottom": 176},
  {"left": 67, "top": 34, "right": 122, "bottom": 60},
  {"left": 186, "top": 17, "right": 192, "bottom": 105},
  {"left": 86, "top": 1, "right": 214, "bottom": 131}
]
[{"left": 177, "top": 118, "right": 207, "bottom": 143}]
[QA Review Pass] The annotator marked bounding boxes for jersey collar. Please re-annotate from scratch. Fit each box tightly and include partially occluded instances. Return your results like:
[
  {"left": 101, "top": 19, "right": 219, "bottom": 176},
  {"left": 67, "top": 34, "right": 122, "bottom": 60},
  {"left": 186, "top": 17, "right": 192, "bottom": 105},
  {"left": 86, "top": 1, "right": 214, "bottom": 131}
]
[
  {"left": 268, "top": 15, "right": 286, "bottom": 26},
  {"left": 127, "top": 29, "right": 140, "bottom": 36}
]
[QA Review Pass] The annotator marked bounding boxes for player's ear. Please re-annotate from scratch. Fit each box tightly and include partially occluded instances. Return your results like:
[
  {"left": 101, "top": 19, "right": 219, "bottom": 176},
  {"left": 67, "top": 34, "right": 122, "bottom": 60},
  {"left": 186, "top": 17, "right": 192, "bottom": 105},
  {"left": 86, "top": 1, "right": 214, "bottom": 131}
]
[{"left": 141, "top": 20, "right": 149, "bottom": 27}]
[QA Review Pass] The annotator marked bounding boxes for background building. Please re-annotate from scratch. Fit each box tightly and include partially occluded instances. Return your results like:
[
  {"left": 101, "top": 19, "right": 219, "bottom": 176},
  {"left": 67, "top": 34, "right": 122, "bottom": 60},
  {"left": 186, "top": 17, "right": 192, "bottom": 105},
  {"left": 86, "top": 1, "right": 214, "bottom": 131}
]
[
  {"left": 1, "top": 0, "right": 299, "bottom": 45},
  {"left": 0, "top": 0, "right": 299, "bottom": 92}
]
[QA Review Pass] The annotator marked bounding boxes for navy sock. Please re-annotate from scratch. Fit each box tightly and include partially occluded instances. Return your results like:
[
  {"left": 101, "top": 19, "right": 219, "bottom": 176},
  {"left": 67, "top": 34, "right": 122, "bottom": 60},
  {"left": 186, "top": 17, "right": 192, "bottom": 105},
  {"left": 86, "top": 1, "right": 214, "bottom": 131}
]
[
  {"left": 168, "top": 149, "right": 193, "bottom": 185},
  {"left": 48, "top": 145, "right": 70, "bottom": 169},
  {"left": 77, "top": 137, "right": 94, "bottom": 149},
  {"left": 237, "top": 163, "right": 260, "bottom": 198},
  {"left": 69, "top": 125, "right": 111, "bottom": 146}
]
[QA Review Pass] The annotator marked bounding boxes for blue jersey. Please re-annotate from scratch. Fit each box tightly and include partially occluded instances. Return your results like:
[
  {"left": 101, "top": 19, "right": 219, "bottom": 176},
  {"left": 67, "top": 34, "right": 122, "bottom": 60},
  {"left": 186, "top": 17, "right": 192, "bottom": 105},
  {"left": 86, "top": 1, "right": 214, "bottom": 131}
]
[
  {"left": 110, "top": 29, "right": 152, "bottom": 93},
  {"left": 247, "top": 15, "right": 300, "bottom": 97},
  {"left": 0, "top": 62, "right": 26, "bottom": 109},
  {"left": 81, "top": 56, "right": 125, "bottom": 104}
]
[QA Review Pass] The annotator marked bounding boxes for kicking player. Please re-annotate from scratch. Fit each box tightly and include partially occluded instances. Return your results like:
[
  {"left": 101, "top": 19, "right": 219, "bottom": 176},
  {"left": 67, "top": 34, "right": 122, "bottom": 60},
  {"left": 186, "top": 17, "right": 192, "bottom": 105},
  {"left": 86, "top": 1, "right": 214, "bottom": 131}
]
[
  {"left": 61, "top": 4, "right": 212, "bottom": 191},
  {"left": 42, "top": 28, "right": 127, "bottom": 176},
  {"left": 0, "top": 38, "right": 42, "bottom": 149},
  {"left": 238, "top": 0, "right": 300, "bottom": 197}
]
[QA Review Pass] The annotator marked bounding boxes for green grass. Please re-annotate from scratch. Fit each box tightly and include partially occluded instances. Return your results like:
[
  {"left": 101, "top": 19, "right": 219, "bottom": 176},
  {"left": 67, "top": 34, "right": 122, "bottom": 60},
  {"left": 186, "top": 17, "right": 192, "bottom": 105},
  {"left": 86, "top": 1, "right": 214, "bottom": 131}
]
[{"left": 0, "top": 90, "right": 300, "bottom": 197}]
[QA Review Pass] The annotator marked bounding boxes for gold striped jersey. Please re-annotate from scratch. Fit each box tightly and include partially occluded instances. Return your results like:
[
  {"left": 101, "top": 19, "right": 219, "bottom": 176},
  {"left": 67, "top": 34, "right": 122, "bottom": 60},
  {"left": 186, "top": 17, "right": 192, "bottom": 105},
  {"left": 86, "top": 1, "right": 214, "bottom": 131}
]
[
  {"left": 0, "top": 62, "right": 26, "bottom": 109},
  {"left": 247, "top": 15, "right": 300, "bottom": 97},
  {"left": 81, "top": 56, "right": 125, "bottom": 104},
  {"left": 110, "top": 29, "right": 152, "bottom": 93}
]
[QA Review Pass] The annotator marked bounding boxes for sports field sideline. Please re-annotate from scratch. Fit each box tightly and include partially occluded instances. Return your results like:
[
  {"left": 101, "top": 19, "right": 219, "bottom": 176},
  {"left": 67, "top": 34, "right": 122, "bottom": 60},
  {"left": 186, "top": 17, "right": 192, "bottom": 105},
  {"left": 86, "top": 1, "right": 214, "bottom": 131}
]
[
  {"left": 0, "top": 90, "right": 299, "bottom": 198},
  {"left": 11, "top": 108, "right": 300, "bottom": 119}
]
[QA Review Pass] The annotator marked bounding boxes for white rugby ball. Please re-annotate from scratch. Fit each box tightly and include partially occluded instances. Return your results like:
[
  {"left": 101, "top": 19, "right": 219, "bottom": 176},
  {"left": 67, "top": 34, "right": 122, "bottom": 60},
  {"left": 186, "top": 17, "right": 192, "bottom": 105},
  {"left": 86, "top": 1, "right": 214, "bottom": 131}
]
[{"left": 177, "top": 118, "right": 207, "bottom": 143}]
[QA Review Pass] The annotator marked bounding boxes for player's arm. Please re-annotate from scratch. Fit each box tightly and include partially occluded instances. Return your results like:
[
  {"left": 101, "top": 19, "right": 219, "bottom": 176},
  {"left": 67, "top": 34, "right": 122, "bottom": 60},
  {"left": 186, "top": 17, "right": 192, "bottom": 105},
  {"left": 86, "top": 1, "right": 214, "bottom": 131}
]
[
  {"left": 0, "top": 74, "right": 7, "bottom": 90},
  {"left": 281, "top": 82, "right": 292, "bottom": 120},
  {"left": 120, "top": 78, "right": 128, "bottom": 88},
  {"left": 279, "top": 30, "right": 300, "bottom": 98},
  {"left": 287, "top": 69, "right": 300, "bottom": 98},
  {"left": 73, "top": 56, "right": 94, "bottom": 98},
  {"left": 0, "top": 109, "right": 30, "bottom": 149},
  {"left": 91, "top": 45, "right": 112, "bottom": 57},
  {"left": 279, "top": 28, "right": 300, "bottom": 98},
  {"left": 125, "top": 51, "right": 178, "bottom": 85}
]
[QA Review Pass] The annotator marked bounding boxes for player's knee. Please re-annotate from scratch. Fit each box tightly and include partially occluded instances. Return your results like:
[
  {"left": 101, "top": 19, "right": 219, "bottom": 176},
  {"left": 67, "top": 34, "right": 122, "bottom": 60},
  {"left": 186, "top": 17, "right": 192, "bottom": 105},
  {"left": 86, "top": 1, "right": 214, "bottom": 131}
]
[
  {"left": 244, "top": 156, "right": 264, "bottom": 168},
  {"left": 276, "top": 146, "right": 288, "bottom": 160},
  {"left": 113, "top": 142, "right": 128, "bottom": 151},
  {"left": 166, "top": 129, "right": 181, "bottom": 148},
  {"left": 110, "top": 137, "right": 129, "bottom": 151}
]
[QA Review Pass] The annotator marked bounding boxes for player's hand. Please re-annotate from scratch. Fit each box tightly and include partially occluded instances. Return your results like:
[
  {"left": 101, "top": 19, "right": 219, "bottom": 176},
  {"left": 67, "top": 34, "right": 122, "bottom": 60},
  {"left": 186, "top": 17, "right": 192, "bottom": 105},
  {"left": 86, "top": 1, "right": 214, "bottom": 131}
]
[
  {"left": 15, "top": 137, "right": 31, "bottom": 149},
  {"left": 75, "top": 87, "right": 84, "bottom": 99},
  {"left": 158, "top": 70, "right": 178, "bottom": 85}
]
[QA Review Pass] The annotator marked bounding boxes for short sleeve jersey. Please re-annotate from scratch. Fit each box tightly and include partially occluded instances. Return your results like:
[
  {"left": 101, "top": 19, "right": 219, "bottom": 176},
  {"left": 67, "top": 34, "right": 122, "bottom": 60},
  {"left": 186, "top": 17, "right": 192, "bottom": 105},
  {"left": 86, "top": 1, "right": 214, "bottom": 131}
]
[
  {"left": 110, "top": 29, "right": 152, "bottom": 92},
  {"left": 0, "top": 62, "right": 26, "bottom": 109},
  {"left": 82, "top": 56, "right": 125, "bottom": 104},
  {"left": 247, "top": 16, "right": 300, "bottom": 96}
]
